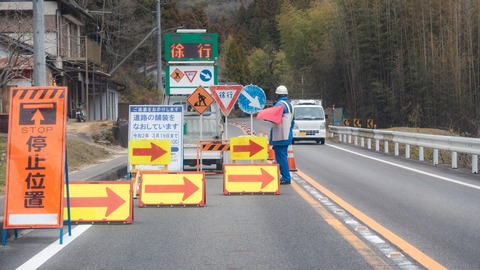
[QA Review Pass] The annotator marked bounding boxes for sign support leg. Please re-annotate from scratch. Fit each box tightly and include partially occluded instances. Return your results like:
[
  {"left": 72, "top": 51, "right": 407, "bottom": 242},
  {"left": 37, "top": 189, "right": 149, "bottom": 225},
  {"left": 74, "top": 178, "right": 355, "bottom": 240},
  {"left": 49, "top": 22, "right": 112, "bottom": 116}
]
[
  {"left": 1, "top": 229, "right": 6, "bottom": 246},
  {"left": 63, "top": 149, "right": 72, "bottom": 242},
  {"left": 224, "top": 115, "right": 228, "bottom": 139},
  {"left": 59, "top": 228, "right": 63, "bottom": 244},
  {"left": 250, "top": 114, "right": 253, "bottom": 135}
]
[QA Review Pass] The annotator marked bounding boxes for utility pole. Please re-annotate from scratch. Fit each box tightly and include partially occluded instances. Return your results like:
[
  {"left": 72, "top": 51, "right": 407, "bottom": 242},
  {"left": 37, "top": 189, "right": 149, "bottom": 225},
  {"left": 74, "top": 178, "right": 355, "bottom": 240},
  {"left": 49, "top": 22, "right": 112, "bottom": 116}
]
[
  {"left": 156, "top": 0, "right": 163, "bottom": 102},
  {"left": 33, "top": 0, "right": 46, "bottom": 86}
]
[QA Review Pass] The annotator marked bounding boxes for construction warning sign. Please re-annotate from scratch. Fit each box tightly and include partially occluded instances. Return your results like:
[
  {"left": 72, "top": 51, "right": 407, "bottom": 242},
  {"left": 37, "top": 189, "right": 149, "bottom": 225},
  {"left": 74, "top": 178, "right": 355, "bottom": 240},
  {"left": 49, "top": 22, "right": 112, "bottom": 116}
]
[
  {"left": 64, "top": 181, "right": 133, "bottom": 224},
  {"left": 187, "top": 86, "right": 214, "bottom": 115},
  {"left": 138, "top": 171, "right": 205, "bottom": 207},
  {"left": 224, "top": 164, "right": 280, "bottom": 195},
  {"left": 129, "top": 139, "right": 171, "bottom": 165},
  {"left": 170, "top": 68, "right": 185, "bottom": 83},
  {"left": 230, "top": 136, "right": 268, "bottom": 160},
  {"left": 3, "top": 86, "right": 67, "bottom": 229}
]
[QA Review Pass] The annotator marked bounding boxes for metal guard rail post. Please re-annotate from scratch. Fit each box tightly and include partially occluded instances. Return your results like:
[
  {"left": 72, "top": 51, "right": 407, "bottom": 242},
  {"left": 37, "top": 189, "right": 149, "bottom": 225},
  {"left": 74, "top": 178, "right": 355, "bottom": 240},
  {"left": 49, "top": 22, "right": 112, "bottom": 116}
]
[{"left": 329, "top": 126, "right": 480, "bottom": 174}]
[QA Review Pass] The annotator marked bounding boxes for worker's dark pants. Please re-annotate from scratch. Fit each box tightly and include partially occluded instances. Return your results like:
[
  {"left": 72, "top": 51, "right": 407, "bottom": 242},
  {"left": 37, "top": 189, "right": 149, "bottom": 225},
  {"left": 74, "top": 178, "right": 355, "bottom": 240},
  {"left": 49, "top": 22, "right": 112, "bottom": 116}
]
[{"left": 273, "top": 145, "right": 290, "bottom": 181}]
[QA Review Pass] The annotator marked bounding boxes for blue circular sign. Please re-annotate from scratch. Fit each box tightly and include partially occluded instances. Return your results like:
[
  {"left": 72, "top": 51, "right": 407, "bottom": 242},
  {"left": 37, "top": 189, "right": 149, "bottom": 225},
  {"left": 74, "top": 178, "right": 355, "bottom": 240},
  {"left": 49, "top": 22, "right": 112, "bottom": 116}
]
[
  {"left": 200, "top": 69, "right": 212, "bottom": 82},
  {"left": 238, "top": 85, "right": 266, "bottom": 114}
]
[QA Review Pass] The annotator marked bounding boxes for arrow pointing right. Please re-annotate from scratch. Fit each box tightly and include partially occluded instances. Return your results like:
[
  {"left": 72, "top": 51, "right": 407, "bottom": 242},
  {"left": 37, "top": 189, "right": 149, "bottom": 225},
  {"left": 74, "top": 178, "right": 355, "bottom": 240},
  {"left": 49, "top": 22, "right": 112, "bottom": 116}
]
[
  {"left": 132, "top": 142, "right": 168, "bottom": 162},
  {"left": 67, "top": 187, "right": 126, "bottom": 217},
  {"left": 232, "top": 139, "right": 264, "bottom": 157},
  {"left": 228, "top": 168, "right": 275, "bottom": 189},
  {"left": 145, "top": 177, "right": 199, "bottom": 201}
]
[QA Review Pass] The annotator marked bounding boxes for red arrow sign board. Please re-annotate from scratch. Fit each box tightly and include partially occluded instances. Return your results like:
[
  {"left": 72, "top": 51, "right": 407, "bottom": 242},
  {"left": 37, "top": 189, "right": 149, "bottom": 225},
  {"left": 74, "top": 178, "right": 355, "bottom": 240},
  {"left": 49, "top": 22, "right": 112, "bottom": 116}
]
[
  {"left": 210, "top": 85, "right": 243, "bottom": 116},
  {"left": 224, "top": 164, "right": 280, "bottom": 195},
  {"left": 129, "top": 139, "right": 171, "bottom": 165},
  {"left": 63, "top": 181, "right": 133, "bottom": 224},
  {"left": 138, "top": 171, "right": 205, "bottom": 207},
  {"left": 230, "top": 136, "right": 268, "bottom": 160}
]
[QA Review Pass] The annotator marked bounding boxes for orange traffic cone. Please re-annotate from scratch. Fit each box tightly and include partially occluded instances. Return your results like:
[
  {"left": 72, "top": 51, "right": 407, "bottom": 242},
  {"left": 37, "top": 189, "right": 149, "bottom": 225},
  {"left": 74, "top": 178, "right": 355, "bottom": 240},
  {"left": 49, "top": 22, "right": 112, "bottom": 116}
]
[
  {"left": 266, "top": 132, "right": 275, "bottom": 161},
  {"left": 268, "top": 145, "right": 275, "bottom": 161},
  {"left": 287, "top": 145, "right": 297, "bottom": 171}
]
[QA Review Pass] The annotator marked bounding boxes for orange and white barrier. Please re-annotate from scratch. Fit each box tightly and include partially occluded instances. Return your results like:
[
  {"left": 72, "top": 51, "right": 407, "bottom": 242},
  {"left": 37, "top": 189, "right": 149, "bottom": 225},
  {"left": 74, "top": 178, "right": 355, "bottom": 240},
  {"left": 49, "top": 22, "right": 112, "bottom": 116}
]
[{"left": 287, "top": 145, "right": 297, "bottom": 171}]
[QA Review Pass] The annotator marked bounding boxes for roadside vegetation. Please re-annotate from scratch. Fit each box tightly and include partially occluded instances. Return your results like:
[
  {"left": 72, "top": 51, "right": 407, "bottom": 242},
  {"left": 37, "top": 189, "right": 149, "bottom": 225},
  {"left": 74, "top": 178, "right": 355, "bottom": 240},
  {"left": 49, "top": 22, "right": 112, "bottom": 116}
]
[{"left": 95, "top": 0, "right": 478, "bottom": 135}]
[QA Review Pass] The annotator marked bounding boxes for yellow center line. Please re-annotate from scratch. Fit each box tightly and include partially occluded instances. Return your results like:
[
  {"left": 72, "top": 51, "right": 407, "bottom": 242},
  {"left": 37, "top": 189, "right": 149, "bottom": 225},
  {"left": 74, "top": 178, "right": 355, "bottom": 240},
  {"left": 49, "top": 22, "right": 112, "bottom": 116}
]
[
  {"left": 291, "top": 181, "right": 393, "bottom": 270},
  {"left": 295, "top": 170, "right": 447, "bottom": 270}
]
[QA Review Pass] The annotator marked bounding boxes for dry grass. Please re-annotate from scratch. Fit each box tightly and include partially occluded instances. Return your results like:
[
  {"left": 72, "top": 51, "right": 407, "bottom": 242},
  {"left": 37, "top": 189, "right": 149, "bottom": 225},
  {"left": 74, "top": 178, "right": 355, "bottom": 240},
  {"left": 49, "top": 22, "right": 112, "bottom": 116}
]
[{"left": 66, "top": 139, "right": 113, "bottom": 171}]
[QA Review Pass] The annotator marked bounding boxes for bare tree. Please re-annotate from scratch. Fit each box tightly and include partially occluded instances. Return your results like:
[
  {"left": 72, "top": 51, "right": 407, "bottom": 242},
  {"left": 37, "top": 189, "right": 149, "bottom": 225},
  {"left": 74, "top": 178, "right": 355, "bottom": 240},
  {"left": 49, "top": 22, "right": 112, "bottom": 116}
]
[{"left": 0, "top": 10, "right": 36, "bottom": 113}]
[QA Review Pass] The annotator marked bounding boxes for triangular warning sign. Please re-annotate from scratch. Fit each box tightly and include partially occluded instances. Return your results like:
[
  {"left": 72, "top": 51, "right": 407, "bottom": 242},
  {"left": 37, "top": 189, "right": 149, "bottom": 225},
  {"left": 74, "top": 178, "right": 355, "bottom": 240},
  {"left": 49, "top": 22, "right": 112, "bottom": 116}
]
[
  {"left": 184, "top": 71, "right": 197, "bottom": 83},
  {"left": 210, "top": 85, "right": 243, "bottom": 116}
]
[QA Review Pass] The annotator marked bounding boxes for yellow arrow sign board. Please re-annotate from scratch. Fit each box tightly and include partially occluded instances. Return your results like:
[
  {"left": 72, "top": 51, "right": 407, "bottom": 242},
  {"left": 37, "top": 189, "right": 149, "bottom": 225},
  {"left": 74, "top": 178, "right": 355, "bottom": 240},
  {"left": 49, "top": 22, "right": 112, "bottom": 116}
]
[
  {"left": 138, "top": 171, "right": 205, "bottom": 207},
  {"left": 129, "top": 139, "right": 171, "bottom": 165},
  {"left": 230, "top": 136, "right": 268, "bottom": 160},
  {"left": 224, "top": 164, "right": 280, "bottom": 194},
  {"left": 64, "top": 181, "right": 133, "bottom": 224}
]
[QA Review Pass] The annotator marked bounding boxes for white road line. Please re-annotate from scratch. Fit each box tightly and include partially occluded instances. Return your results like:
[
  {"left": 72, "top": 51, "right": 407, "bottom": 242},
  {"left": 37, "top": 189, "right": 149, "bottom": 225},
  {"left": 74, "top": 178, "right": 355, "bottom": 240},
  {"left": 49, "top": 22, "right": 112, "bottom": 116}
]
[
  {"left": 16, "top": 225, "right": 92, "bottom": 270},
  {"left": 327, "top": 144, "right": 480, "bottom": 191}
]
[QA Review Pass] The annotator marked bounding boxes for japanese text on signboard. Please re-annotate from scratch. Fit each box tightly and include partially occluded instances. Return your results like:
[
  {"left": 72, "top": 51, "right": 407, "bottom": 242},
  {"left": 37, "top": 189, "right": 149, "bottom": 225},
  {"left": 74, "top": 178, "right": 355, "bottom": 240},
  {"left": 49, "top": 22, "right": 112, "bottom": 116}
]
[
  {"left": 170, "top": 43, "right": 212, "bottom": 59},
  {"left": 130, "top": 106, "right": 181, "bottom": 140}
]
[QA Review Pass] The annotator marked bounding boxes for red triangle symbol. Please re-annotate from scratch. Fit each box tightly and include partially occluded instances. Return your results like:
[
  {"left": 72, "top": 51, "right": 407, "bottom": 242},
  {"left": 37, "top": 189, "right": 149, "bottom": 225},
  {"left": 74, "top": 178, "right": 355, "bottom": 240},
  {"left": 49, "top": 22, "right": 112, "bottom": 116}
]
[
  {"left": 210, "top": 85, "right": 243, "bottom": 116},
  {"left": 184, "top": 71, "right": 197, "bottom": 83}
]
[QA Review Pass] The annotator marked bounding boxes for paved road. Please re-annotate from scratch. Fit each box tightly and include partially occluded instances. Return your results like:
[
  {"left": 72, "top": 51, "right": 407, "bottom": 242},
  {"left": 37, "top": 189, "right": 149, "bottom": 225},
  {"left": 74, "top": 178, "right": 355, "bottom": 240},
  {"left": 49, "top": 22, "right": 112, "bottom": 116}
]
[
  {"left": 292, "top": 140, "right": 480, "bottom": 270},
  {"left": 0, "top": 122, "right": 405, "bottom": 270},
  {"left": 3, "top": 119, "right": 478, "bottom": 269},
  {"left": 1, "top": 167, "right": 401, "bottom": 269}
]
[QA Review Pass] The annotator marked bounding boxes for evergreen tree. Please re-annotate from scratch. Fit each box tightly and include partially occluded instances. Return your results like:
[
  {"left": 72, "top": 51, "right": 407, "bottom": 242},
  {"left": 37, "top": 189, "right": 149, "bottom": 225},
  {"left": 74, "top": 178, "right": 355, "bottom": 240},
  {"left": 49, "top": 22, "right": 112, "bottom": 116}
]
[{"left": 223, "top": 35, "right": 250, "bottom": 85}]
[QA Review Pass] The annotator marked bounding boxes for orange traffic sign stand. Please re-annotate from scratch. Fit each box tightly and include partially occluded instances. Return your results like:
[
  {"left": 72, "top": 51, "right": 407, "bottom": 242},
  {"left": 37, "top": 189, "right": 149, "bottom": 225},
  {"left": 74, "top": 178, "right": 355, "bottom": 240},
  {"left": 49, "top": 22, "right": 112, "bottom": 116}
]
[
  {"left": 223, "top": 164, "right": 280, "bottom": 195},
  {"left": 138, "top": 171, "right": 206, "bottom": 207},
  {"left": 230, "top": 136, "right": 268, "bottom": 161},
  {"left": 64, "top": 181, "right": 134, "bottom": 224},
  {"left": 2, "top": 86, "right": 71, "bottom": 246}
]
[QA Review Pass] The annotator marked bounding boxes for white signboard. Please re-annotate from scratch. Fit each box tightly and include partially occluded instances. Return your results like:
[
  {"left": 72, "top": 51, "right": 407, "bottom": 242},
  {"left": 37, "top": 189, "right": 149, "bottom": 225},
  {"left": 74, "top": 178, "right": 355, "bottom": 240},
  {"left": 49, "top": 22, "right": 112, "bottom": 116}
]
[
  {"left": 128, "top": 105, "right": 183, "bottom": 171},
  {"left": 168, "top": 65, "right": 215, "bottom": 95}
]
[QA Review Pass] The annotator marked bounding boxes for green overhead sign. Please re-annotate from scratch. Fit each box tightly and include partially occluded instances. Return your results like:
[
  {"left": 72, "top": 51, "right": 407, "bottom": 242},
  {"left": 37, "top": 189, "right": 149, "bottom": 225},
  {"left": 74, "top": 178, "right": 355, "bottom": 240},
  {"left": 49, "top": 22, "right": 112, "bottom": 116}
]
[{"left": 164, "top": 33, "right": 218, "bottom": 61}]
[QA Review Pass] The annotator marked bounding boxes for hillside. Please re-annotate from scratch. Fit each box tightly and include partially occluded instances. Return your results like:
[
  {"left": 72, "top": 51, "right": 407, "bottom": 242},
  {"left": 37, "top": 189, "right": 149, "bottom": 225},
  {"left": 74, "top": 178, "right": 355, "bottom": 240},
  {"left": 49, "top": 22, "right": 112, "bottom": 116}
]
[{"left": 177, "top": 0, "right": 254, "bottom": 22}]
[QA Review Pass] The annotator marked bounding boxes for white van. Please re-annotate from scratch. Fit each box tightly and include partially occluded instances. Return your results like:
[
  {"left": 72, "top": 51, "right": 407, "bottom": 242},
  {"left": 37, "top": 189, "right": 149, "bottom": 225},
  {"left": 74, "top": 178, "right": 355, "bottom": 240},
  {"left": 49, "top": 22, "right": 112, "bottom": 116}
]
[{"left": 291, "top": 99, "right": 326, "bottom": 144}]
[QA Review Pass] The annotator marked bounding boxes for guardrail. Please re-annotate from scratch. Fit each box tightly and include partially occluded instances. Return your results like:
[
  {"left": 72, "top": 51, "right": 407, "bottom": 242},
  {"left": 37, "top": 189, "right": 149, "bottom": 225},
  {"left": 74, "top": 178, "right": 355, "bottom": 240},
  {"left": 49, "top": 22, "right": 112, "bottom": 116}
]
[{"left": 329, "top": 126, "right": 479, "bottom": 174}]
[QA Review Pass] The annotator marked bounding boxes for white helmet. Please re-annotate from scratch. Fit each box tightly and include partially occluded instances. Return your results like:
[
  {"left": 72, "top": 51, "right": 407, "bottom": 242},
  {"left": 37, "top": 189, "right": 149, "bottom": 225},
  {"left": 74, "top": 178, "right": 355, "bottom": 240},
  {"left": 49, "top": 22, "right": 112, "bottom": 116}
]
[{"left": 275, "top": 85, "right": 288, "bottom": 95}]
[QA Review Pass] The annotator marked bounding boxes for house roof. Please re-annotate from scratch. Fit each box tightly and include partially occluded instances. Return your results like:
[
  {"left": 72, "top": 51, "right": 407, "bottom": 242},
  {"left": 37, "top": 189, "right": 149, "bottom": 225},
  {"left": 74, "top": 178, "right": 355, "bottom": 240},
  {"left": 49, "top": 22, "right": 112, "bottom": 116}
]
[{"left": 58, "top": 0, "right": 93, "bottom": 19}]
